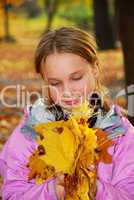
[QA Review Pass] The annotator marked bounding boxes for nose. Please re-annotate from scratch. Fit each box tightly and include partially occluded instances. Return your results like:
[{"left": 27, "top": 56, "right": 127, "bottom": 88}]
[
  {"left": 62, "top": 83, "right": 72, "bottom": 98},
  {"left": 62, "top": 91, "right": 72, "bottom": 98}
]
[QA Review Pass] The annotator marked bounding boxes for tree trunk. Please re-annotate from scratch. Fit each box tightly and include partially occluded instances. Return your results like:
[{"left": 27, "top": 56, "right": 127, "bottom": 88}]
[
  {"left": 1, "top": 0, "right": 15, "bottom": 42},
  {"left": 115, "top": 0, "right": 134, "bottom": 86},
  {"left": 4, "top": 0, "right": 9, "bottom": 39},
  {"left": 22, "top": 0, "right": 41, "bottom": 18},
  {"left": 115, "top": 0, "right": 134, "bottom": 124},
  {"left": 44, "top": 0, "right": 59, "bottom": 31},
  {"left": 93, "top": 0, "right": 116, "bottom": 49}
]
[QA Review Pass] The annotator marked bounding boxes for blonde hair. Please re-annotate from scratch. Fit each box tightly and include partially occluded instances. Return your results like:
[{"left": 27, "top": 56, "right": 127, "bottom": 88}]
[{"left": 34, "top": 26, "right": 108, "bottom": 105}]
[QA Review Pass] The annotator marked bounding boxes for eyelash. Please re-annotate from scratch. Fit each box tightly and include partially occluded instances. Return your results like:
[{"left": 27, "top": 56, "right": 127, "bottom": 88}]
[
  {"left": 50, "top": 76, "right": 83, "bottom": 86},
  {"left": 72, "top": 75, "right": 83, "bottom": 81},
  {"left": 50, "top": 83, "right": 60, "bottom": 86}
]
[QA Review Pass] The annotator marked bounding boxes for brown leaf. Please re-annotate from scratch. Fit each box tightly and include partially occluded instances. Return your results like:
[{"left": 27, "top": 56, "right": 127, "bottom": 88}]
[{"left": 95, "top": 129, "right": 114, "bottom": 164}]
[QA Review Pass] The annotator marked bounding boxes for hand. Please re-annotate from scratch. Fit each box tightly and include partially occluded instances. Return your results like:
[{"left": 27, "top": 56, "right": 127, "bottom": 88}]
[{"left": 55, "top": 173, "right": 65, "bottom": 200}]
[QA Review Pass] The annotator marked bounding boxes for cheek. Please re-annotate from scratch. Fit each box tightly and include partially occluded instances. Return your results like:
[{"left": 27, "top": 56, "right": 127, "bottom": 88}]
[{"left": 72, "top": 76, "right": 96, "bottom": 99}]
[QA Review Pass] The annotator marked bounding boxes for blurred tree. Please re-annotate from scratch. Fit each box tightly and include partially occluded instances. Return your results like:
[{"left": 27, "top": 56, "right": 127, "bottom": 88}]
[
  {"left": 44, "top": 0, "right": 60, "bottom": 31},
  {"left": 58, "top": 1, "right": 93, "bottom": 30},
  {"left": 43, "top": 0, "right": 90, "bottom": 31},
  {"left": 21, "top": 0, "right": 41, "bottom": 18},
  {"left": 93, "top": 0, "right": 116, "bottom": 49},
  {"left": 0, "top": 0, "right": 24, "bottom": 42},
  {"left": 115, "top": 0, "right": 134, "bottom": 86},
  {"left": 115, "top": 0, "right": 134, "bottom": 124}
]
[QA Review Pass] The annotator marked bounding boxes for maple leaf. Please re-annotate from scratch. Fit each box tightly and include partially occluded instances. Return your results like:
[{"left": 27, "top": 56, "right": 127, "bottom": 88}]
[{"left": 95, "top": 129, "right": 114, "bottom": 164}]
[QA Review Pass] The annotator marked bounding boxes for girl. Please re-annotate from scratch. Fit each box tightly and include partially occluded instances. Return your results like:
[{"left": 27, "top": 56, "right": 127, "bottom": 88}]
[{"left": 0, "top": 26, "right": 134, "bottom": 200}]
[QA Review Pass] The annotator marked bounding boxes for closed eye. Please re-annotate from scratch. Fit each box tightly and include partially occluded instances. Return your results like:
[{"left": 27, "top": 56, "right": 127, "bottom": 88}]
[
  {"left": 71, "top": 75, "right": 83, "bottom": 80},
  {"left": 49, "top": 82, "right": 60, "bottom": 86}
]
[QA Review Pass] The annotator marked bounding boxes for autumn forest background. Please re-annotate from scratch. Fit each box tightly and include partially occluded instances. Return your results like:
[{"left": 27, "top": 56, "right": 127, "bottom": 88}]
[{"left": 0, "top": 0, "right": 134, "bottom": 193}]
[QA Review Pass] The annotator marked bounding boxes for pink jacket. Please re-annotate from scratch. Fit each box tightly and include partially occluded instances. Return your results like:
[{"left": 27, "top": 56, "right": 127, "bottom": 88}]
[{"left": 0, "top": 104, "right": 134, "bottom": 200}]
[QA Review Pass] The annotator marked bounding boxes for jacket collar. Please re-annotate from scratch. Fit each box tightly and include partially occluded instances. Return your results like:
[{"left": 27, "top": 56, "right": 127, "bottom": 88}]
[
  {"left": 21, "top": 98, "right": 125, "bottom": 140},
  {"left": 94, "top": 105, "right": 125, "bottom": 139}
]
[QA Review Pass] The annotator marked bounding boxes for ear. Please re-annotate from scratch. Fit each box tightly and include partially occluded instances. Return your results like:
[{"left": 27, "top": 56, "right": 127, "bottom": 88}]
[{"left": 91, "top": 61, "right": 100, "bottom": 79}]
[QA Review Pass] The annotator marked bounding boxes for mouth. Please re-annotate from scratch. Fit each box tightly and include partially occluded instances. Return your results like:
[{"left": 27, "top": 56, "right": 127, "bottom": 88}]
[{"left": 63, "top": 99, "right": 81, "bottom": 106}]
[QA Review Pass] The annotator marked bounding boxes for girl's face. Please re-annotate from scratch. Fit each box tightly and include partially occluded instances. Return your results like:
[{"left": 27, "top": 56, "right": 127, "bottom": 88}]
[{"left": 41, "top": 52, "right": 98, "bottom": 110}]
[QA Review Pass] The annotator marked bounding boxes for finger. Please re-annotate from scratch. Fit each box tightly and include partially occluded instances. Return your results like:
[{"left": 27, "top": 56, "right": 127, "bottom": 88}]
[
  {"left": 57, "top": 175, "right": 65, "bottom": 181},
  {"left": 56, "top": 174, "right": 65, "bottom": 185},
  {"left": 28, "top": 170, "right": 36, "bottom": 180},
  {"left": 56, "top": 185, "right": 65, "bottom": 199}
]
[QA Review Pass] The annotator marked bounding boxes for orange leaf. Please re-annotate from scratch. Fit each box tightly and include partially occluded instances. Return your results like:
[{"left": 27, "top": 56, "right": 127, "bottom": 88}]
[{"left": 95, "top": 129, "right": 114, "bottom": 164}]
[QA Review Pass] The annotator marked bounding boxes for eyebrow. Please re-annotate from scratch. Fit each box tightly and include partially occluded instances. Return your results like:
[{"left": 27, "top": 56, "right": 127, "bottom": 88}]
[{"left": 47, "top": 69, "right": 84, "bottom": 81}]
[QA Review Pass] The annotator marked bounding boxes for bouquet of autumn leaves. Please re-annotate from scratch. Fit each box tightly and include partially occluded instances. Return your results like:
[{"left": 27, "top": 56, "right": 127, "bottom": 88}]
[{"left": 27, "top": 101, "right": 114, "bottom": 200}]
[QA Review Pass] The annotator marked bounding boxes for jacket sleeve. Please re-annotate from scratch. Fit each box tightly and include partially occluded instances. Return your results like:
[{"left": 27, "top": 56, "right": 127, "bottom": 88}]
[
  {"left": 96, "top": 118, "right": 134, "bottom": 200},
  {"left": 0, "top": 107, "right": 57, "bottom": 200}
]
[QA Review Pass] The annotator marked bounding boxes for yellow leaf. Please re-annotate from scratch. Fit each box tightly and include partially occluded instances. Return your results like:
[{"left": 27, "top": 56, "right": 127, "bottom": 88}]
[{"left": 34, "top": 121, "right": 78, "bottom": 175}]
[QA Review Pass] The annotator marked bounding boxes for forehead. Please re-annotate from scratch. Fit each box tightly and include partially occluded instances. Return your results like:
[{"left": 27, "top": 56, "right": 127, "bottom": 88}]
[{"left": 41, "top": 52, "right": 89, "bottom": 79}]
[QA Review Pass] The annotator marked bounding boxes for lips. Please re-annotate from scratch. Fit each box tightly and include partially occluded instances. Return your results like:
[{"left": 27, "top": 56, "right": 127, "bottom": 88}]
[{"left": 63, "top": 99, "right": 80, "bottom": 105}]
